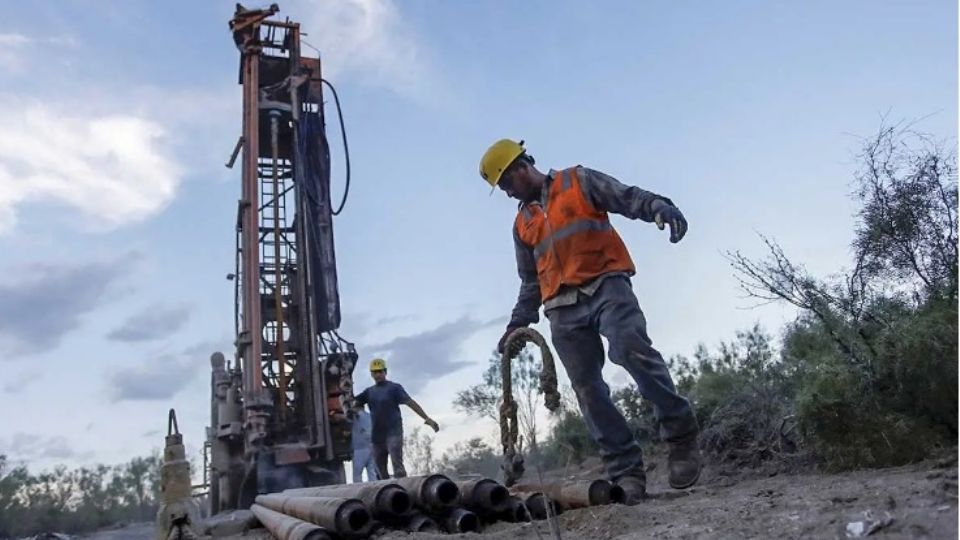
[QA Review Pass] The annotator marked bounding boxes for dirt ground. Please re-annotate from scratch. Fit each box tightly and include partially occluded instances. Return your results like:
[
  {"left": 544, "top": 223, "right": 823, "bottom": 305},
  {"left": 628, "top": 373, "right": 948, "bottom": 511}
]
[
  {"left": 79, "top": 453, "right": 957, "bottom": 540},
  {"left": 383, "top": 453, "right": 959, "bottom": 540}
]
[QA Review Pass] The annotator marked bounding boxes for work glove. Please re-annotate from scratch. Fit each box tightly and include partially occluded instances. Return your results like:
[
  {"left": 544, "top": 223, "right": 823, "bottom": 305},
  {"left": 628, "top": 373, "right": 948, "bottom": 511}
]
[
  {"left": 497, "top": 325, "right": 525, "bottom": 355},
  {"left": 425, "top": 418, "right": 440, "bottom": 433},
  {"left": 654, "top": 205, "right": 688, "bottom": 243}
]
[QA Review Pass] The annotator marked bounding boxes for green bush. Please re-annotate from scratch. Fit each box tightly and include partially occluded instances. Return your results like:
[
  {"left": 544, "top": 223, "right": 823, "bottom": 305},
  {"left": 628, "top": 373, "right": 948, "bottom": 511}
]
[{"left": 789, "top": 297, "right": 958, "bottom": 471}]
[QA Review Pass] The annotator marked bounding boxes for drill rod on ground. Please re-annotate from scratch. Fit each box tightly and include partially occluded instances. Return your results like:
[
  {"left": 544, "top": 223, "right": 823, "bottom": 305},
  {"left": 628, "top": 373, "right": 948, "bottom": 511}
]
[
  {"left": 284, "top": 482, "right": 412, "bottom": 520},
  {"left": 255, "top": 494, "right": 372, "bottom": 538},
  {"left": 250, "top": 504, "right": 332, "bottom": 540}
]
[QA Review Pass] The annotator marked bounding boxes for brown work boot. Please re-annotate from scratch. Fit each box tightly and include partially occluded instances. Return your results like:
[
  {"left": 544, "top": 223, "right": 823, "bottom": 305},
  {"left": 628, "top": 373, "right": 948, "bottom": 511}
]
[
  {"left": 614, "top": 473, "right": 646, "bottom": 505},
  {"left": 668, "top": 438, "right": 703, "bottom": 489}
]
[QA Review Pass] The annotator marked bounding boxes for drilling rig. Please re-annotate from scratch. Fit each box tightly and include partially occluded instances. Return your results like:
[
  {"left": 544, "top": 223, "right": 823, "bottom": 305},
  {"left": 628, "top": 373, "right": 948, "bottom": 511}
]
[{"left": 205, "top": 4, "right": 357, "bottom": 515}]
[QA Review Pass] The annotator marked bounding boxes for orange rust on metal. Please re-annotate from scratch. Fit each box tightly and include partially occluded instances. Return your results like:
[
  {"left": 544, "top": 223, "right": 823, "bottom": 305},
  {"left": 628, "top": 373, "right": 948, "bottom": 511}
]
[
  {"left": 284, "top": 482, "right": 412, "bottom": 520},
  {"left": 511, "top": 479, "right": 619, "bottom": 510},
  {"left": 233, "top": 3, "right": 266, "bottom": 445},
  {"left": 274, "top": 444, "right": 311, "bottom": 466}
]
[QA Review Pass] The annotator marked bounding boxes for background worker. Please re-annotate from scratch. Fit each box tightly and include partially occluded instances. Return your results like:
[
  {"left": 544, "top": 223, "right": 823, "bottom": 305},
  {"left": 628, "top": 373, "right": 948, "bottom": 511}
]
[
  {"left": 354, "top": 358, "right": 440, "bottom": 479},
  {"left": 350, "top": 404, "right": 379, "bottom": 482},
  {"left": 479, "top": 139, "right": 701, "bottom": 504}
]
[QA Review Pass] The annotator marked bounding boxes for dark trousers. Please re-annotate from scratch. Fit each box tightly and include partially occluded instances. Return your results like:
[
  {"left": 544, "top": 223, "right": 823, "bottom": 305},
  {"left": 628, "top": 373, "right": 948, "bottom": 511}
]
[
  {"left": 547, "top": 276, "right": 698, "bottom": 480},
  {"left": 372, "top": 434, "right": 406, "bottom": 479}
]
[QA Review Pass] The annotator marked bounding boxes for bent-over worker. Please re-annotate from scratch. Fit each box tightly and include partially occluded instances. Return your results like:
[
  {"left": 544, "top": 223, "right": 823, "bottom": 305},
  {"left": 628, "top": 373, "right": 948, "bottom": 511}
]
[{"left": 478, "top": 139, "right": 702, "bottom": 504}]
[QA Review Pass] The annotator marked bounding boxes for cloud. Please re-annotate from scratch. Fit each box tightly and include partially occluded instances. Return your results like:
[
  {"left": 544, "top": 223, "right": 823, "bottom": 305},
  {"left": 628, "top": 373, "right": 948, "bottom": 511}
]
[
  {"left": 365, "top": 316, "right": 500, "bottom": 393},
  {"left": 0, "top": 433, "right": 85, "bottom": 462},
  {"left": 0, "top": 99, "right": 182, "bottom": 233},
  {"left": 293, "top": 0, "right": 445, "bottom": 102},
  {"left": 109, "top": 353, "right": 201, "bottom": 402},
  {"left": 109, "top": 341, "right": 224, "bottom": 402},
  {"left": 0, "top": 258, "right": 129, "bottom": 357},
  {"left": 107, "top": 304, "right": 191, "bottom": 342},
  {"left": 0, "top": 33, "right": 79, "bottom": 73},
  {"left": 2, "top": 370, "right": 39, "bottom": 394},
  {"left": 0, "top": 33, "right": 31, "bottom": 72},
  {"left": 340, "top": 311, "right": 420, "bottom": 338}
]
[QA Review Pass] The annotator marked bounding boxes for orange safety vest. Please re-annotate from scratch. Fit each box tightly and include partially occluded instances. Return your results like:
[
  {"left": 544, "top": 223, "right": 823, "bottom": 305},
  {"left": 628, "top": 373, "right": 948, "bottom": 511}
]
[{"left": 515, "top": 167, "right": 635, "bottom": 302}]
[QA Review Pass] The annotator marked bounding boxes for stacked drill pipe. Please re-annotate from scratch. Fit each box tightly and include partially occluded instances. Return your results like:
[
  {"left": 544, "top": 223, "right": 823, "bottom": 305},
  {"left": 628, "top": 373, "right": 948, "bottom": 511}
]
[
  {"left": 498, "top": 495, "right": 532, "bottom": 523},
  {"left": 511, "top": 479, "right": 624, "bottom": 512},
  {"left": 435, "top": 507, "right": 482, "bottom": 533},
  {"left": 456, "top": 478, "right": 512, "bottom": 522},
  {"left": 514, "top": 491, "right": 563, "bottom": 521},
  {"left": 253, "top": 474, "right": 630, "bottom": 536},
  {"left": 284, "top": 482, "right": 412, "bottom": 522},
  {"left": 392, "top": 474, "right": 461, "bottom": 513},
  {"left": 404, "top": 512, "right": 440, "bottom": 533},
  {"left": 250, "top": 504, "right": 332, "bottom": 540},
  {"left": 254, "top": 494, "right": 373, "bottom": 538},
  {"left": 302, "top": 475, "right": 459, "bottom": 512}
]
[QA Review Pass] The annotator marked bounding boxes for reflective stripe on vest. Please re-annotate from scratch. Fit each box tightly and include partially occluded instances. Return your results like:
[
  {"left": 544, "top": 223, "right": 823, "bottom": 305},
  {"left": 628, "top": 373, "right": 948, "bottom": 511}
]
[{"left": 533, "top": 219, "right": 614, "bottom": 260}]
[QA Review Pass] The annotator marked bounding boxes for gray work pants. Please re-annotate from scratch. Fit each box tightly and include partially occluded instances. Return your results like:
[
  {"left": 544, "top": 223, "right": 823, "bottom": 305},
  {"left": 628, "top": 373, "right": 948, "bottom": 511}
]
[
  {"left": 546, "top": 275, "right": 698, "bottom": 480},
  {"left": 352, "top": 447, "right": 379, "bottom": 482},
  {"left": 372, "top": 434, "right": 406, "bottom": 479}
]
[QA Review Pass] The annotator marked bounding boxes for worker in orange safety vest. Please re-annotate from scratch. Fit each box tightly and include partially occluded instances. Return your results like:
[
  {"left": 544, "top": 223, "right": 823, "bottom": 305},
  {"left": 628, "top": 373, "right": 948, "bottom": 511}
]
[{"left": 479, "top": 139, "right": 702, "bottom": 504}]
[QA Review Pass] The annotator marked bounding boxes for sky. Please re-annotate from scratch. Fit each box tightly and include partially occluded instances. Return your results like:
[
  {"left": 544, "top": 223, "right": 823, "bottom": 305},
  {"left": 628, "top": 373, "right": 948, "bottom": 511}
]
[{"left": 0, "top": 0, "right": 955, "bottom": 473}]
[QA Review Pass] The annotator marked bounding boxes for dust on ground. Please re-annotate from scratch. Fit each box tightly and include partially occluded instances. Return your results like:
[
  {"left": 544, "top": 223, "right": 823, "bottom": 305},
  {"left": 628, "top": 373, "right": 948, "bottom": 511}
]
[
  {"left": 381, "top": 453, "right": 958, "bottom": 540},
  {"left": 79, "top": 453, "right": 957, "bottom": 540}
]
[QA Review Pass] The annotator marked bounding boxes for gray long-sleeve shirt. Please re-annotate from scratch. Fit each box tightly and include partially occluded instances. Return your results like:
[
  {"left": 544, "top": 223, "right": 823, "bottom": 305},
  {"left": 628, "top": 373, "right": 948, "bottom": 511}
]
[{"left": 508, "top": 166, "right": 674, "bottom": 327}]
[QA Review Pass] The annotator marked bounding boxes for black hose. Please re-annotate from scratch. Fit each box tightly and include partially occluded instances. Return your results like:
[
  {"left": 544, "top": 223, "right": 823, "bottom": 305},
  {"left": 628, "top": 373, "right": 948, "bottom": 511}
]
[
  {"left": 321, "top": 78, "right": 350, "bottom": 215},
  {"left": 237, "top": 457, "right": 257, "bottom": 509}
]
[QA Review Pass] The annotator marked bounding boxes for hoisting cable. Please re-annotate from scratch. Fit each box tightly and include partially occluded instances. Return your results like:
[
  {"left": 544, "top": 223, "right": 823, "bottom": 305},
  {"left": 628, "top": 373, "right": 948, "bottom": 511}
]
[
  {"left": 499, "top": 327, "right": 561, "bottom": 487},
  {"left": 321, "top": 78, "right": 351, "bottom": 215}
]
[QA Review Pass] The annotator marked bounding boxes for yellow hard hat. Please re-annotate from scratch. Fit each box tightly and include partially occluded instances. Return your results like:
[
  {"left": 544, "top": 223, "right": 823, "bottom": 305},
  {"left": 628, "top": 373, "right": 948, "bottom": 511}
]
[
  {"left": 479, "top": 139, "right": 525, "bottom": 188},
  {"left": 369, "top": 358, "right": 387, "bottom": 371}
]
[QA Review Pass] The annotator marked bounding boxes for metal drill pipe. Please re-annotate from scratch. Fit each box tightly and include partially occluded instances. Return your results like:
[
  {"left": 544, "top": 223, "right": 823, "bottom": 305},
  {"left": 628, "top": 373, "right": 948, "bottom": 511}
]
[
  {"left": 435, "top": 507, "right": 480, "bottom": 534},
  {"left": 608, "top": 483, "right": 626, "bottom": 505},
  {"left": 255, "top": 494, "right": 372, "bottom": 538},
  {"left": 284, "top": 482, "right": 412, "bottom": 519},
  {"left": 405, "top": 513, "right": 439, "bottom": 533},
  {"left": 393, "top": 474, "right": 460, "bottom": 512},
  {"left": 512, "top": 479, "right": 619, "bottom": 509},
  {"left": 456, "top": 478, "right": 510, "bottom": 513},
  {"left": 295, "top": 475, "right": 459, "bottom": 513},
  {"left": 498, "top": 495, "right": 531, "bottom": 523},
  {"left": 268, "top": 109, "right": 288, "bottom": 420},
  {"left": 251, "top": 504, "right": 332, "bottom": 540},
  {"left": 516, "top": 492, "right": 562, "bottom": 521}
]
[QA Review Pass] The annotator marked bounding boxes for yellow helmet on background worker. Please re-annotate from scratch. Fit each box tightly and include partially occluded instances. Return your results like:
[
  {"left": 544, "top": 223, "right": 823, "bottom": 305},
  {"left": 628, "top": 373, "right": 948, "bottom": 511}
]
[
  {"left": 479, "top": 139, "right": 525, "bottom": 188},
  {"left": 369, "top": 358, "right": 387, "bottom": 372}
]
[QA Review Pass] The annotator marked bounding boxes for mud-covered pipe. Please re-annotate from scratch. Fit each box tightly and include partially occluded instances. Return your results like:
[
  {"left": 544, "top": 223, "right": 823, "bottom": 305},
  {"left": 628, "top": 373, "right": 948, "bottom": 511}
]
[
  {"left": 405, "top": 513, "right": 440, "bottom": 533},
  {"left": 255, "top": 494, "right": 371, "bottom": 538},
  {"left": 499, "top": 496, "right": 531, "bottom": 523},
  {"left": 250, "top": 504, "right": 332, "bottom": 540},
  {"left": 519, "top": 492, "right": 562, "bottom": 520},
  {"left": 608, "top": 483, "right": 626, "bottom": 505},
  {"left": 558, "top": 479, "right": 616, "bottom": 508},
  {"left": 456, "top": 478, "right": 510, "bottom": 513},
  {"left": 436, "top": 507, "right": 481, "bottom": 533},
  {"left": 284, "top": 483, "right": 412, "bottom": 520}
]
